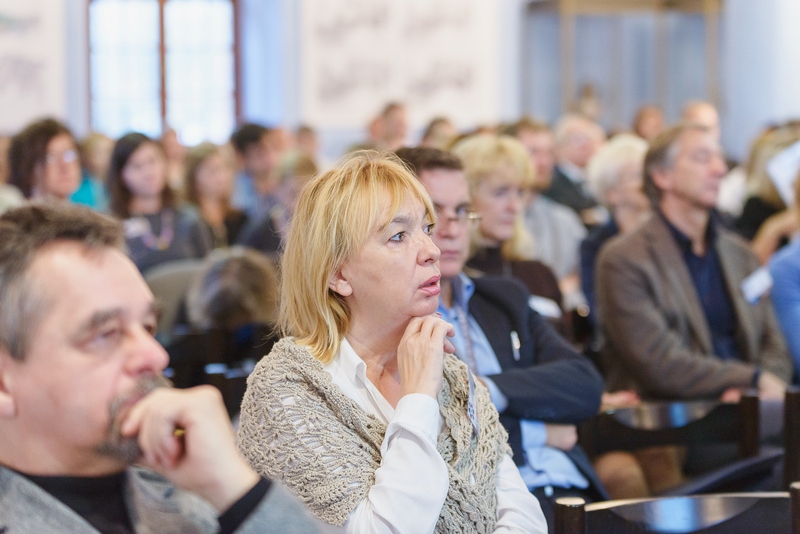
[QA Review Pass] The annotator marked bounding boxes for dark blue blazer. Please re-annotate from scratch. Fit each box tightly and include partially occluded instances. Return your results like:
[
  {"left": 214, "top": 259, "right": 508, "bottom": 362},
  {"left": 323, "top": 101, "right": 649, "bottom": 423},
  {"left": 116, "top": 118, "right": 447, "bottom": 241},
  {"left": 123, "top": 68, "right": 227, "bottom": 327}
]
[{"left": 469, "top": 275, "right": 609, "bottom": 500}]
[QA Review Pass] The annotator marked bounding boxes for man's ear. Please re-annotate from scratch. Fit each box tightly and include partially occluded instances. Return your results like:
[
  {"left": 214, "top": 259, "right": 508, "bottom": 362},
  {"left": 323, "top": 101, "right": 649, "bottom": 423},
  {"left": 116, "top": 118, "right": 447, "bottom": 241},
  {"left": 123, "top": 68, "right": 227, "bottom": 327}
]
[
  {"left": 0, "top": 350, "right": 17, "bottom": 419},
  {"left": 650, "top": 166, "right": 672, "bottom": 193},
  {"left": 328, "top": 270, "right": 353, "bottom": 298}
]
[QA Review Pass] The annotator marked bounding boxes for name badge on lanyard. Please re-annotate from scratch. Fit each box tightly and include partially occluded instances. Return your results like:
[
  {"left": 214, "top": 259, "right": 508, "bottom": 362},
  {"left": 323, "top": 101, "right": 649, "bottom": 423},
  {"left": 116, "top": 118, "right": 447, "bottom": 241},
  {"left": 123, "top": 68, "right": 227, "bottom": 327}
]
[{"left": 467, "top": 367, "right": 481, "bottom": 438}]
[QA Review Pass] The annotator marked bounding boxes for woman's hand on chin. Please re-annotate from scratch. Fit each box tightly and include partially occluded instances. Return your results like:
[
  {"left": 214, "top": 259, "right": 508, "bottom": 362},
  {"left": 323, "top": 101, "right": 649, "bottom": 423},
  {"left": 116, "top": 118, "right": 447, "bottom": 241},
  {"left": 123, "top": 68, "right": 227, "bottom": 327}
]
[{"left": 397, "top": 314, "right": 456, "bottom": 399}]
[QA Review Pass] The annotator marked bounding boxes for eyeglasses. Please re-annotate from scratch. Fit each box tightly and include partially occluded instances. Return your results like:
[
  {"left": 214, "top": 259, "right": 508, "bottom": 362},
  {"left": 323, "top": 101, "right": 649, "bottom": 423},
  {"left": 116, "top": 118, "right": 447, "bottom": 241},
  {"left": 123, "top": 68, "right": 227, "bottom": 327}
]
[
  {"left": 435, "top": 206, "right": 481, "bottom": 226},
  {"left": 44, "top": 149, "right": 78, "bottom": 166}
]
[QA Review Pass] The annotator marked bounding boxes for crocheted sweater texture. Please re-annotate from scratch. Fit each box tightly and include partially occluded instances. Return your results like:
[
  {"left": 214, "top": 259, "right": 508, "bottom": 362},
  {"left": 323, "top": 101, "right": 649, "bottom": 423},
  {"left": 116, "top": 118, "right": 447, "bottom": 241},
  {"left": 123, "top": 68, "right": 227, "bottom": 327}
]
[{"left": 237, "top": 337, "right": 510, "bottom": 532}]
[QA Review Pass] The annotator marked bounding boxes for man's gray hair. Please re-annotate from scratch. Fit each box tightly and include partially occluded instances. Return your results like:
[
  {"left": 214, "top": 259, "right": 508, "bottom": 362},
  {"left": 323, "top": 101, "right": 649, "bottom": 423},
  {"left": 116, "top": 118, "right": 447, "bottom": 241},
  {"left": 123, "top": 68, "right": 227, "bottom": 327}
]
[
  {"left": 0, "top": 204, "right": 124, "bottom": 360},
  {"left": 643, "top": 122, "right": 711, "bottom": 206}
]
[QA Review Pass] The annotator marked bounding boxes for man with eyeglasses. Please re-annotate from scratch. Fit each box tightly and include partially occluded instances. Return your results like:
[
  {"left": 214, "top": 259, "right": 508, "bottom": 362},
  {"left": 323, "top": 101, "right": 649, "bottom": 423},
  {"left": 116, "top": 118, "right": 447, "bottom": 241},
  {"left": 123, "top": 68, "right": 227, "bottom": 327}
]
[{"left": 395, "top": 147, "right": 608, "bottom": 531}]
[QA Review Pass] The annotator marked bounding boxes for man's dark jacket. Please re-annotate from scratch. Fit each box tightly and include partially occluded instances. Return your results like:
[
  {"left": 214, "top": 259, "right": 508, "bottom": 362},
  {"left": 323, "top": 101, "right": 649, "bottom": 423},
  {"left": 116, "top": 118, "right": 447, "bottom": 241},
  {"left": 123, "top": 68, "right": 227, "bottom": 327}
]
[{"left": 469, "top": 275, "right": 609, "bottom": 500}]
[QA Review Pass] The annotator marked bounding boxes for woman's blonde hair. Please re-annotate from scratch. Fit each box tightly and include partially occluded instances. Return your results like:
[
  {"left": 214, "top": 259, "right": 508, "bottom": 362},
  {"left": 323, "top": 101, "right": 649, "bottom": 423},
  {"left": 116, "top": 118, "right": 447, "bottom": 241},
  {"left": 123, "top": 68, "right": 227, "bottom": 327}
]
[
  {"left": 280, "top": 151, "right": 435, "bottom": 363},
  {"left": 451, "top": 134, "right": 535, "bottom": 261},
  {"left": 745, "top": 126, "right": 800, "bottom": 209}
]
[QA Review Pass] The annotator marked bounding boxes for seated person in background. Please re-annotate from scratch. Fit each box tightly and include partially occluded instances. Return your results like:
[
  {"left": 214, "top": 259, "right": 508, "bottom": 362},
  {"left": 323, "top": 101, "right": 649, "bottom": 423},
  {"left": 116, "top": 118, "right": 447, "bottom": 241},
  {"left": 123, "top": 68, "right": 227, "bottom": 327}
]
[
  {"left": 0, "top": 204, "right": 326, "bottom": 533},
  {"left": 72, "top": 132, "right": 112, "bottom": 211},
  {"left": 735, "top": 125, "right": 800, "bottom": 242},
  {"left": 580, "top": 134, "right": 651, "bottom": 329},
  {"left": 185, "top": 142, "right": 249, "bottom": 248},
  {"left": 542, "top": 114, "right": 607, "bottom": 227},
  {"left": 229, "top": 123, "right": 284, "bottom": 223},
  {"left": 502, "top": 119, "right": 587, "bottom": 310},
  {"left": 632, "top": 105, "right": 665, "bottom": 142},
  {"left": 237, "top": 152, "right": 547, "bottom": 533},
  {"left": 396, "top": 146, "right": 608, "bottom": 531},
  {"left": 107, "top": 133, "right": 213, "bottom": 274},
  {"left": 768, "top": 177, "right": 800, "bottom": 381},
  {"left": 161, "top": 127, "right": 187, "bottom": 193},
  {"left": 420, "top": 116, "right": 458, "bottom": 150},
  {"left": 237, "top": 152, "right": 318, "bottom": 256},
  {"left": 0, "top": 134, "right": 24, "bottom": 214},
  {"left": 451, "top": 134, "right": 568, "bottom": 321},
  {"left": 186, "top": 246, "right": 280, "bottom": 357},
  {"left": 8, "top": 117, "right": 82, "bottom": 203},
  {"left": 596, "top": 123, "right": 792, "bottom": 401}
]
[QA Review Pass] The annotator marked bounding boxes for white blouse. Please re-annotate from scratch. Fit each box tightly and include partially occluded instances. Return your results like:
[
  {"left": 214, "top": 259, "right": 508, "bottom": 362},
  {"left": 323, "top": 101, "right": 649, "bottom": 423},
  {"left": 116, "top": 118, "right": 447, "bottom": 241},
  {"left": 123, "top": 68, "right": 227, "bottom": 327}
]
[{"left": 323, "top": 339, "right": 548, "bottom": 534}]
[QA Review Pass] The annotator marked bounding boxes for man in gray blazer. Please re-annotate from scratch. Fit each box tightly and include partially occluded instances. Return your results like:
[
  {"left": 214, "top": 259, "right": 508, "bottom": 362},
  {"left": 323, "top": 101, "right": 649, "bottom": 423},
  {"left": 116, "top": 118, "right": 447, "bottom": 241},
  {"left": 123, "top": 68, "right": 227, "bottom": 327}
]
[
  {"left": 596, "top": 123, "right": 791, "bottom": 401},
  {"left": 0, "top": 204, "right": 327, "bottom": 533}
]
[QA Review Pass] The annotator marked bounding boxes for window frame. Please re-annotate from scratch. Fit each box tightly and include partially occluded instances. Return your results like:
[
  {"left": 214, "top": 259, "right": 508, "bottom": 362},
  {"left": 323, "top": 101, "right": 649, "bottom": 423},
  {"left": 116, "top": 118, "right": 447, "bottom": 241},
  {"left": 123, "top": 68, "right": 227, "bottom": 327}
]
[{"left": 86, "top": 0, "right": 242, "bottom": 138}]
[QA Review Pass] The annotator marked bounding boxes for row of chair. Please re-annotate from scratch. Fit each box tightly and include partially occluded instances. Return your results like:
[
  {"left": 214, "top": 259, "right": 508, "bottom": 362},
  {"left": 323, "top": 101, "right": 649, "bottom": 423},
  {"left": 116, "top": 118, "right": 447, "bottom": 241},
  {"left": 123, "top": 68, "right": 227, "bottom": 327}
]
[
  {"left": 555, "top": 484, "right": 800, "bottom": 533},
  {"left": 558, "top": 388, "right": 800, "bottom": 532}
]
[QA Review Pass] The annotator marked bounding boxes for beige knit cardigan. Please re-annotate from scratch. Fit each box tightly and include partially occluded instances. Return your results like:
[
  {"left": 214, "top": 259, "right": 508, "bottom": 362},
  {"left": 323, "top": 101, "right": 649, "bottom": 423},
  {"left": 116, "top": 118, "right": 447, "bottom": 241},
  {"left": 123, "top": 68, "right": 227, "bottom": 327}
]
[{"left": 237, "top": 337, "right": 511, "bottom": 532}]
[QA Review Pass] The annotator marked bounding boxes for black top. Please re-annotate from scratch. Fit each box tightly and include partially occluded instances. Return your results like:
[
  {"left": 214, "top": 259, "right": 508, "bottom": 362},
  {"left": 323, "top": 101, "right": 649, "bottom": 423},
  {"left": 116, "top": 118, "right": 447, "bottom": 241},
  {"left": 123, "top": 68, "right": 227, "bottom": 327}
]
[
  {"left": 661, "top": 212, "right": 740, "bottom": 362},
  {"left": 735, "top": 196, "right": 782, "bottom": 241}
]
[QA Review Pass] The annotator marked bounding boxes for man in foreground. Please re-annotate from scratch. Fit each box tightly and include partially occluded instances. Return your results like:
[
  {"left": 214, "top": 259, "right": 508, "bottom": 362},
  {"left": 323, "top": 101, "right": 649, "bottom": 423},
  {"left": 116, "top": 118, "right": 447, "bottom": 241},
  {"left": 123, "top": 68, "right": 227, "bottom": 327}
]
[{"left": 0, "top": 204, "right": 325, "bottom": 533}]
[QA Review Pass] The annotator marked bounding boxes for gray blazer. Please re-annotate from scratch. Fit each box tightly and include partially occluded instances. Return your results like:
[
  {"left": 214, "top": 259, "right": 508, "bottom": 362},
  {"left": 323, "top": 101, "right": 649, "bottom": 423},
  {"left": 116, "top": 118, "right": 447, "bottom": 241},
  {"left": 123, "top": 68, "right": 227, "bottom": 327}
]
[
  {"left": 0, "top": 466, "right": 334, "bottom": 533},
  {"left": 596, "top": 214, "right": 791, "bottom": 399}
]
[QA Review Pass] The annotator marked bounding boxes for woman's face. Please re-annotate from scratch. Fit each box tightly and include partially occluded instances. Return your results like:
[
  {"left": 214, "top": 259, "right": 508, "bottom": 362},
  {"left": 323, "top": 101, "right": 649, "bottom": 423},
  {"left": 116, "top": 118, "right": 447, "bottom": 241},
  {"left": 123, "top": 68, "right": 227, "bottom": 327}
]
[
  {"left": 121, "top": 142, "right": 167, "bottom": 200},
  {"left": 472, "top": 167, "right": 524, "bottom": 247},
  {"left": 38, "top": 133, "right": 81, "bottom": 200},
  {"left": 195, "top": 153, "right": 233, "bottom": 201},
  {"left": 331, "top": 195, "right": 441, "bottom": 330}
]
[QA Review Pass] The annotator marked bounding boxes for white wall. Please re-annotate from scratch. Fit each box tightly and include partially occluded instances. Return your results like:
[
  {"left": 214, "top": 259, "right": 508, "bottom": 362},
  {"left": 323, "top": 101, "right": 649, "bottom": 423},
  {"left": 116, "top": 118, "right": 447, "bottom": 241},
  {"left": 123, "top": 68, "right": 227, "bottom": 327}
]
[
  {"left": 36, "top": 0, "right": 800, "bottom": 163},
  {"left": 723, "top": 0, "right": 800, "bottom": 159}
]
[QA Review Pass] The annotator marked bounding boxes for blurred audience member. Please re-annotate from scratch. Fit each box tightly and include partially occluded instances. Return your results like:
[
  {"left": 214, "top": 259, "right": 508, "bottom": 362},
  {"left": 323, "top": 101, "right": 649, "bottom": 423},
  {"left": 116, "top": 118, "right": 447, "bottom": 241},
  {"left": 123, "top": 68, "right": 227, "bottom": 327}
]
[
  {"left": 8, "top": 118, "right": 81, "bottom": 202},
  {"left": 380, "top": 101, "right": 408, "bottom": 150},
  {"left": 632, "top": 105, "right": 665, "bottom": 141},
  {"left": 187, "top": 246, "right": 279, "bottom": 332},
  {"left": 238, "top": 152, "right": 318, "bottom": 256},
  {"left": 681, "top": 100, "right": 721, "bottom": 141},
  {"left": 295, "top": 124, "right": 319, "bottom": 164},
  {"left": 735, "top": 127, "right": 800, "bottom": 240},
  {"left": 72, "top": 132, "right": 112, "bottom": 211},
  {"left": 0, "top": 135, "right": 23, "bottom": 213},
  {"left": 544, "top": 114, "right": 606, "bottom": 227},
  {"left": 504, "top": 118, "right": 587, "bottom": 309},
  {"left": 597, "top": 123, "right": 791, "bottom": 400},
  {"left": 452, "top": 134, "right": 566, "bottom": 319},
  {"left": 108, "top": 132, "right": 212, "bottom": 273},
  {"left": 185, "top": 142, "right": 248, "bottom": 248},
  {"left": 581, "top": 134, "right": 651, "bottom": 327},
  {"left": 161, "top": 127, "right": 187, "bottom": 193},
  {"left": 229, "top": 123, "right": 282, "bottom": 223},
  {"left": 420, "top": 117, "right": 457, "bottom": 150}
]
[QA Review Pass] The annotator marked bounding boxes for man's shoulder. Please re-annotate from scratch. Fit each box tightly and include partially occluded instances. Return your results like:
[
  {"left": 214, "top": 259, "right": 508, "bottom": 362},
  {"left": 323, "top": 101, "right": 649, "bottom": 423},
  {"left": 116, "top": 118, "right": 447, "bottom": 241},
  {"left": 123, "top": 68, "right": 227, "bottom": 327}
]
[
  {"left": 535, "top": 196, "right": 586, "bottom": 231},
  {"left": 472, "top": 275, "right": 530, "bottom": 304},
  {"left": 597, "top": 216, "right": 659, "bottom": 266}
]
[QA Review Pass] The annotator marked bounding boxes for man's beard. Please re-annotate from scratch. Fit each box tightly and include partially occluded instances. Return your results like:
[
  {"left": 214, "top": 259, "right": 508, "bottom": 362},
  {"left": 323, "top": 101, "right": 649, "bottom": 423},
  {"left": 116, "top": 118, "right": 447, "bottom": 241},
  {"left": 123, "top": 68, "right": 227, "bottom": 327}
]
[{"left": 96, "top": 374, "right": 173, "bottom": 464}]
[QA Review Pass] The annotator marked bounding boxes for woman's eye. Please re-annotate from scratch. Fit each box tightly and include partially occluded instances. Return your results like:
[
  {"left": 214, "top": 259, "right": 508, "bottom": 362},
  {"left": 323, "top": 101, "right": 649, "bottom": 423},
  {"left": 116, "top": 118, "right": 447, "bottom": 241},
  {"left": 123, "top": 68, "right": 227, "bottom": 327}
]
[
  {"left": 389, "top": 232, "right": 405, "bottom": 242},
  {"left": 424, "top": 223, "right": 435, "bottom": 235}
]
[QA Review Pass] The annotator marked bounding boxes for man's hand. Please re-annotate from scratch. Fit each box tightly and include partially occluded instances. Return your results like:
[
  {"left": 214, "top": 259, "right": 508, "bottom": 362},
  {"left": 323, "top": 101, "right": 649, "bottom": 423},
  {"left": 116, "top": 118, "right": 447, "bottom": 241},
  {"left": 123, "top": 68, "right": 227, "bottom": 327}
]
[
  {"left": 121, "top": 385, "right": 259, "bottom": 513},
  {"left": 720, "top": 371, "right": 787, "bottom": 403},
  {"left": 544, "top": 424, "right": 578, "bottom": 451},
  {"left": 601, "top": 390, "right": 640, "bottom": 411},
  {"left": 758, "top": 371, "right": 787, "bottom": 401}
]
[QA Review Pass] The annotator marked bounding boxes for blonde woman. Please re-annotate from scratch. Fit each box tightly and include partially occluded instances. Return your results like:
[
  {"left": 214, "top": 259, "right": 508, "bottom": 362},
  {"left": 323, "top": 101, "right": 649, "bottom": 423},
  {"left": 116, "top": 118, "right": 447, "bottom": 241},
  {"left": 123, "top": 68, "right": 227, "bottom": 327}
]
[
  {"left": 237, "top": 152, "right": 546, "bottom": 533},
  {"left": 453, "top": 134, "right": 567, "bottom": 320}
]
